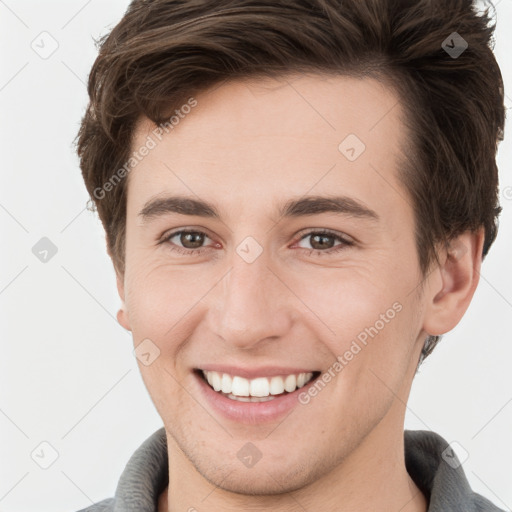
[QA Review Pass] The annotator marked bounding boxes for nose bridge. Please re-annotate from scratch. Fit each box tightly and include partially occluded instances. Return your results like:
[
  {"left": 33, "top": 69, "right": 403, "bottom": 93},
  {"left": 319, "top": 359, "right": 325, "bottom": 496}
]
[{"left": 210, "top": 250, "right": 292, "bottom": 349}]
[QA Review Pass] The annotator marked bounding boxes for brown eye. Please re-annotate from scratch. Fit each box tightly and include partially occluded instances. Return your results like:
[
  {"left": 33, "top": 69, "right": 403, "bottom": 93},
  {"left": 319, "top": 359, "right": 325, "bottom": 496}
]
[
  {"left": 296, "top": 230, "right": 354, "bottom": 255},
  {"left": 177, "top": 231, "right": 205, "bottom": 249},
  {"left": 309, "top": 233, "right": 336, "bottom": 250},
  {"left": 163, "top": 230, "right": 215, "bottom": 255}
]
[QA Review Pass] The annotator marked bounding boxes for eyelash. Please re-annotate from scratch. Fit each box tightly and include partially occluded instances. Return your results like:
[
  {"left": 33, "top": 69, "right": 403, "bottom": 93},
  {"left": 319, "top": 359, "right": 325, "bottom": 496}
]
[{"left": 160, "top": 229, "right": 354, "bottom": 257}]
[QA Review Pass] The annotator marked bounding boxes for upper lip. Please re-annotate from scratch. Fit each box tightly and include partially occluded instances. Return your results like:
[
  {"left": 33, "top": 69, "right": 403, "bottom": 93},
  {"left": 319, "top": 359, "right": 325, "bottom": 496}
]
[{"left": 197, "top": 365, "right": 320, "bottom": 379}]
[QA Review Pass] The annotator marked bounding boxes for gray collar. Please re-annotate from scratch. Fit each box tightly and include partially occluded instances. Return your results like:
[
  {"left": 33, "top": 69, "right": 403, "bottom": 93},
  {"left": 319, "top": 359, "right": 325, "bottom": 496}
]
[{"left": 108, "top": 428, "right": 505, "bottom": 511}]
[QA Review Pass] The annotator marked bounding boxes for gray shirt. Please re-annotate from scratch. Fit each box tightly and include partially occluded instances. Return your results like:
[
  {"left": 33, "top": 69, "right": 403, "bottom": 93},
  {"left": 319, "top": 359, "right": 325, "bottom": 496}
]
[{"left": 76, "top": 428, "right": 505, "bottom": 511}]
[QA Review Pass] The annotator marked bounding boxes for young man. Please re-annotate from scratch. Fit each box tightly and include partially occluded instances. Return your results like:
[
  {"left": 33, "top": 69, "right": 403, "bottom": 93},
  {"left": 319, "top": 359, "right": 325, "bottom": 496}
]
[{"left": 75, "top": 0, "right": 506, "bottom": 510}]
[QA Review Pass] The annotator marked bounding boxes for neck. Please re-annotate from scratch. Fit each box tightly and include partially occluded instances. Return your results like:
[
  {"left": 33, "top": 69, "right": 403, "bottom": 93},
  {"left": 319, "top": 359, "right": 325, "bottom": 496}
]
[{"left": 159, "top": 405, "right": 428, "bottom": 512}]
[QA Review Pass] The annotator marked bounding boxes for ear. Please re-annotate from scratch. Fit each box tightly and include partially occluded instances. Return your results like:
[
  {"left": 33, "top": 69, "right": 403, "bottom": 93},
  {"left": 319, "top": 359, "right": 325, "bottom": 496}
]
[
  {"left": 115, "top": 269, "right": 132, "bottom": 331},
  {"left": 105, "top": 235, "right": 132, "bottom": 331},
  {"left": 422, "top": 228, "right": 485, "bottom": 336}
]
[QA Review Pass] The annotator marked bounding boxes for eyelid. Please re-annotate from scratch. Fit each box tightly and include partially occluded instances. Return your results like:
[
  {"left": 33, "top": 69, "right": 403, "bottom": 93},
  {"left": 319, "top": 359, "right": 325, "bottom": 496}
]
[
  {"left": 160, "top": 229, "right": 218, "bottom": 257},
  {"left": 160, "top": 227, "right": 216, "bottom": 244},
  {"left": 293, "top": 228, "right": 355, "bottom": 246}
]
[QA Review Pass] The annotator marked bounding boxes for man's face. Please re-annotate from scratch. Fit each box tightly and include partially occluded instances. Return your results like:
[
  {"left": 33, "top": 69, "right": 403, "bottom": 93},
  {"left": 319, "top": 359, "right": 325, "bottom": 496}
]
[{"left": 119, "top": 74, "right": 430, "bottom": 493}]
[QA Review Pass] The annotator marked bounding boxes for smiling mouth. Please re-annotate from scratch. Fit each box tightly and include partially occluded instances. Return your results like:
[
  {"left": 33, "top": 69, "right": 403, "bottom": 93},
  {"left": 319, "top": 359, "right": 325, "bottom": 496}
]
[{"left": 197, "top": 369, "right": 321, "bottom": 402}]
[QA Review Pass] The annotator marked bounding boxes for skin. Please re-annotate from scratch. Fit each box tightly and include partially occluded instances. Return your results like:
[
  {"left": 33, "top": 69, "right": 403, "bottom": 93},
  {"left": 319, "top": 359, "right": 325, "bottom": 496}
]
[{"left": 115, "top": 73, "right": 484, "bottom": 511}]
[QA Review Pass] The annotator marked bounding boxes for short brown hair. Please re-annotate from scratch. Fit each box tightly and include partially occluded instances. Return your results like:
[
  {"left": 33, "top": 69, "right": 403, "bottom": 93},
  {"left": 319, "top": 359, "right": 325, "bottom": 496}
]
[{"left": 76, "top": 0, "right": 505, "bottom": 294}]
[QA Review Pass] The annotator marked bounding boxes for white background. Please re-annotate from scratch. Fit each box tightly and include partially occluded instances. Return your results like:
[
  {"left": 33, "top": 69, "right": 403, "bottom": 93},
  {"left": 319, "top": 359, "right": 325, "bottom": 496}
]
[{"left": 0, "top": 1, "right": 510, "bottom": 511}]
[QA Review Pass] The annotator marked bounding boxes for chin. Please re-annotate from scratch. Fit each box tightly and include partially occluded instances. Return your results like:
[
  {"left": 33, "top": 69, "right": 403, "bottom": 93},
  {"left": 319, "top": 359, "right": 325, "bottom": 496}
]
[{"left": 198, "top": 462, "right": 317, "bottom": 497}]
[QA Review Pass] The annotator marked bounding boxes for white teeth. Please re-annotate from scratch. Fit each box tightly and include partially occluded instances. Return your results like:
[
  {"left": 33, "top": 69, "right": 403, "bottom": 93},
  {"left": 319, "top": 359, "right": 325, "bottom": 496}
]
[
  {"left": 227, "top": 394, "right": 275, "bottom": 402},
  {"left": 211, "top": 372, "right": 222, "bottom": 392},
  {"left": 232, "top": 376, "right": 250, "bottom": 396},
  {"left": 250, "top": 377, "right": 269, "bottom": 397},
  {"left": 221, "top": 373, "right": 232, "bottom": 394},
  {"left": 284, "top": 374, "right": 297, "bottom": 392},
  {"left": 269, "top": 376, "right": 285, "bottom": 395},
  {"left": 202, "top": 370, "right": 315, "bottom": 398}
]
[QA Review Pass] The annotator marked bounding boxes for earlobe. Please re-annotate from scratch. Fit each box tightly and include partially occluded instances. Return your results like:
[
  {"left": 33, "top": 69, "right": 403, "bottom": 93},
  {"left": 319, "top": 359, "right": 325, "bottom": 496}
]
[
  {"left": 106, "top": 237, "right": 131, "bottom": 330},
  {"left": 117, "top": 306, "right": 131, "bottom": 331},
  {"left": 115, "top": 270, "right": 132, "bottom": 332},
  {"left": 423, "top": 229, "right": 484, "bottom": 336}
]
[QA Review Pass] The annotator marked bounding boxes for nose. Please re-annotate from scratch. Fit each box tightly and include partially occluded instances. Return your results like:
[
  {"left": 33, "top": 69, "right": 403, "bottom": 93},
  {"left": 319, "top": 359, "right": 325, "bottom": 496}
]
[{"left": 207, "top": 252, "right": 294, "bottom": 351}]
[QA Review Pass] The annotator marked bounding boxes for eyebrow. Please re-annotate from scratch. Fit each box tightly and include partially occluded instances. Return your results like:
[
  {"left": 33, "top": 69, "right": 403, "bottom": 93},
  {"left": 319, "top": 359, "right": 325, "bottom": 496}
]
[{"left": 138, "top": 194, "right": 379, "bottom": 223}]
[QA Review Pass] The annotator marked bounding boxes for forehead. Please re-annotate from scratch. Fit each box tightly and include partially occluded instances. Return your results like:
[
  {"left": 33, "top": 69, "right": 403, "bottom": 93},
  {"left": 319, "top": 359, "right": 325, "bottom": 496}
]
[{"left": 128, "top": 73, "right": 408, "bottom": 217}]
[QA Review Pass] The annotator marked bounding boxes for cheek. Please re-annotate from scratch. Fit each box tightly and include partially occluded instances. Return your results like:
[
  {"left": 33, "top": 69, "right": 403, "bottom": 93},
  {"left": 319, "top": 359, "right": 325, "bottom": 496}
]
[
  {"left": 288, "top": 260, "right": 421, "bottom": 379},
  {"left": 287, "top": 265, "right": 400, "bottom": 339},
  {"left": 124, "top": 261, "right": 217, "bottom": 347},
  {"left": 123, "top": 263, "right": 207, "bottom": 417}
]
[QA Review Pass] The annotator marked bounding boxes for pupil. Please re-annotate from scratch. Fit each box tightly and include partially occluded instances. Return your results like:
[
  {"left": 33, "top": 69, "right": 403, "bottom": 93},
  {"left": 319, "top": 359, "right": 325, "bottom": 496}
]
[
  {"left": 182, "top": 232, "right": 204, "bottom": 248},
  {"left": 311, "top": 234, "right": 334, "bottom": 250}
]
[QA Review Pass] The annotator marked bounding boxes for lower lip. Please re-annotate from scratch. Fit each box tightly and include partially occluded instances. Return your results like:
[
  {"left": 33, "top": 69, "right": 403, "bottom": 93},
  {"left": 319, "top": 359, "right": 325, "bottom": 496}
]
[{"left": 194, "top": 371, "right": 318, "bottom": 424}]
